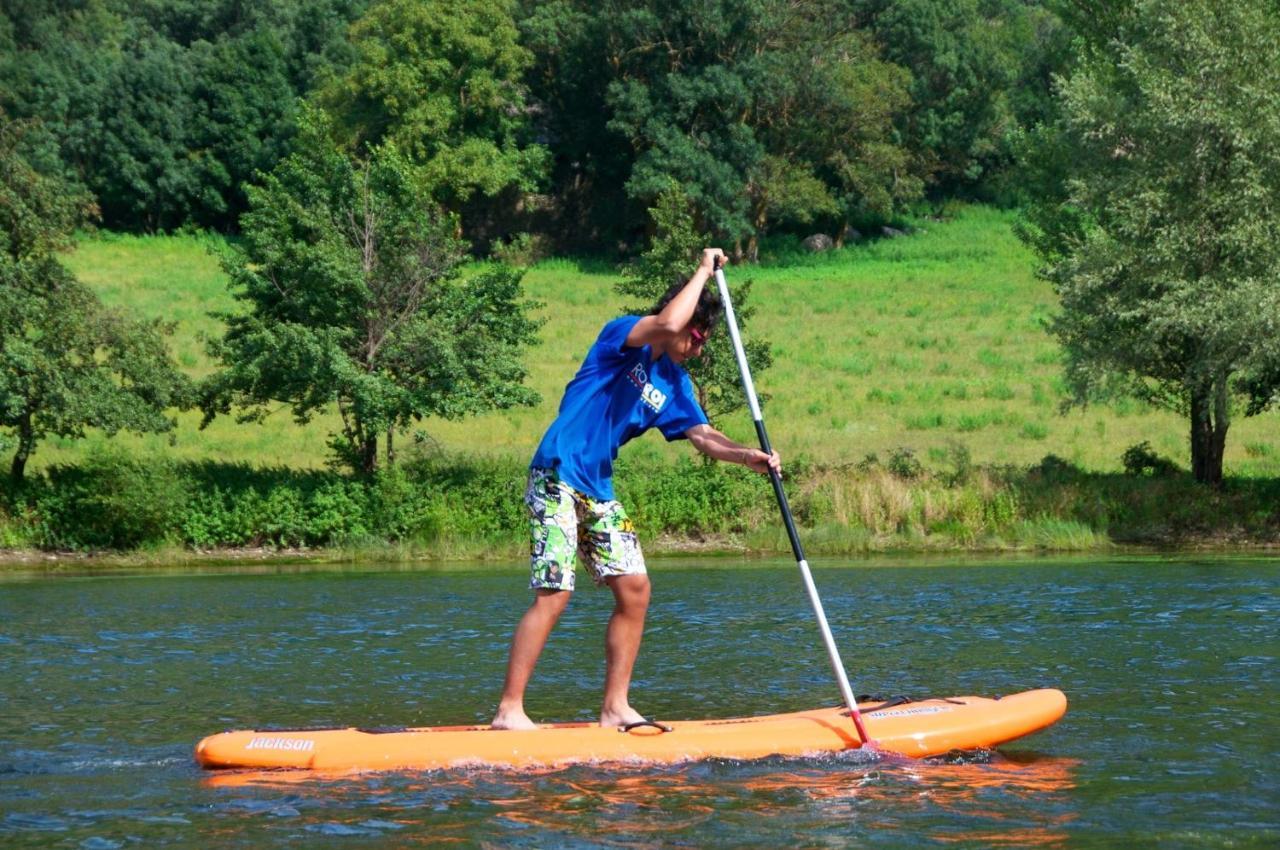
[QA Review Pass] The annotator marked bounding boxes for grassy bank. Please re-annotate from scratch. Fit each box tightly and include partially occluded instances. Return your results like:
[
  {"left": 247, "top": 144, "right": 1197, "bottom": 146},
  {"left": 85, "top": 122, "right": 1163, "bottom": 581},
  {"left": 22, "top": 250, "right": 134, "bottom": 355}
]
[{"left": 4, "top": 204, "right": 1277, "bottom": 563}]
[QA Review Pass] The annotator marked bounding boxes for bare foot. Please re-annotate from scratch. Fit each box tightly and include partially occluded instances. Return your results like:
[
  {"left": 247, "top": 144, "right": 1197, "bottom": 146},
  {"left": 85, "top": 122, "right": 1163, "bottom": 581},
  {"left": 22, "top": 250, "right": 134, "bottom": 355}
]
[
  {"left": 490, "top": 709, "right": 538, "bottom": 731},
  {"left": 599, "top": 705, "right": 647, "bottom": 729}
]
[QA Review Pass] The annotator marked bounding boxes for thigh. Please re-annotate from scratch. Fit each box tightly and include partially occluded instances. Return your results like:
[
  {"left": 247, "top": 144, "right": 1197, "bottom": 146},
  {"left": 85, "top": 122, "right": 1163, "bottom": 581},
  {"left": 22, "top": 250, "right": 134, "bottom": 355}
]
[
  {"left": 576, "top": 496, "right": 646, "bottom": 587},
  {"left": 525, "top": 468, "right": 579, "bottom": 592}
]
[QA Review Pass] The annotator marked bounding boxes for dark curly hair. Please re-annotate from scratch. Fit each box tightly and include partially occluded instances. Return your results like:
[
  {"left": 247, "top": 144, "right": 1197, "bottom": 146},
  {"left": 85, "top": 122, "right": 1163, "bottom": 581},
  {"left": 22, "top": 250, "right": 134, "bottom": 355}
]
[{"left": 650, "top": 278, "right": 723, "bottom": 333}]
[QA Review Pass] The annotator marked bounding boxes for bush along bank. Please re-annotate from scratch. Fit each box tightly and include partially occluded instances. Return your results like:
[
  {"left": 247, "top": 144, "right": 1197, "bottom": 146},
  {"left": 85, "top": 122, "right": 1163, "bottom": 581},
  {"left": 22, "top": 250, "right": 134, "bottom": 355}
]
[{"left": 2, "top": 447, "right": 1280, "bottom": 560}]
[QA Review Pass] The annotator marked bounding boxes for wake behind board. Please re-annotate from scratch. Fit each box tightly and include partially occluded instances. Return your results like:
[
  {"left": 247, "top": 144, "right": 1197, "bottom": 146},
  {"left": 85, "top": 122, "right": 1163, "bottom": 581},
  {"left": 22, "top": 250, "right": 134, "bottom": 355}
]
[{"left": 195, "top": 688, "right": 1066, "bottom": 772}]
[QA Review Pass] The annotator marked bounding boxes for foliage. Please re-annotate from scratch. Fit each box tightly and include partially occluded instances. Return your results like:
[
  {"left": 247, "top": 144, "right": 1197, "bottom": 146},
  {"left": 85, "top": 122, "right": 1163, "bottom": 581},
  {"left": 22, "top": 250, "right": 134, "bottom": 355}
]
[
  {"left": 183, "top": 28, "right": 298, "bottom": 228},
  {"left": 515, "top": 0, "right": 629, "bottom": 251},
  {"left": 515, "top": 0, "right": 926, "bottom": 253},
  {"left": 600, "top": 0, "right": 923, "bottom": 249},
  {"left": 1, "top": 450, "right": 534, "bottom": 552},
  {"left": 0, "top": 1, "right": 123, "bottom": 207},
  {"left": 0, "top": 113, "right": 191, "bottom": 482},
  {"left": 37, "top": 446, "right": 188, "bottom": 549},
  {"left": 8, "top": 437, "right": 1280, "bottom": 554},
  {"left": 886, "top": 447, "right": 924, "bottom": 480},
  {"left": 616, "top": 186, "right": 773, "bottom": 423},
  {"left": 1120, "top": 441, "right": 1178, "bottom": 478},
  {"left": 614, "top": 454, "right": 766, "bottom": 535},
  {"left": 201, "top": 109, "right": 541, "bottom": 473},
  {"left": 746, "top": 15, "right": 920, "bottom": 252},
  {"left": 1018, "top": 0, "right": 1280, "bottom": 484},
  {"left": 319, "top": 0, "right": 547, "bottom": 216},
  {"left": 1, "top": 0, "right": 1078, "bottom": 242},
  {"left": 0, "top": 0, "right": 367, "bottom": 231},
  {"left": 856, "top": 0, "right": 1071, "bottom": 201}
]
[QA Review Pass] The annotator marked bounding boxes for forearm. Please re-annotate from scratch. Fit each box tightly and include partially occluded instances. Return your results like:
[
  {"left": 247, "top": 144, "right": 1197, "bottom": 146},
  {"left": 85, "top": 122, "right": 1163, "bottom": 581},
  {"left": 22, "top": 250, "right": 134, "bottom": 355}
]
[
  {"left": 690, "top": 427, "right": 755, "bottom": 465},
  {"left": 687, "top": 424, "right": 780, "bottom": 475}
]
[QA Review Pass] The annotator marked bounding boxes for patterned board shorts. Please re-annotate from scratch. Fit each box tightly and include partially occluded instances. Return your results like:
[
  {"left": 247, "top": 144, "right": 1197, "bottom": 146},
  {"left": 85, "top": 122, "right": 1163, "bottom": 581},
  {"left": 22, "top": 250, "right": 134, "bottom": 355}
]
[{"left": 524, "top": 467, "right": 647, "bottom": 592}]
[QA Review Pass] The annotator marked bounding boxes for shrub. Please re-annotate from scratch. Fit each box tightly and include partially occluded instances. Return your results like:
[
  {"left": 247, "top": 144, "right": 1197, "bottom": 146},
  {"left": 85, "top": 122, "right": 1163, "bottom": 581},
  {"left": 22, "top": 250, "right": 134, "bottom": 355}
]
[
  {"left": 307, "top": 481, "right": 372, "bottom": 545},
  {"left": 615, "top": 455, "right": 765, "bottom": 535},
  {"left": 941, "top": 442, "right": 974, "bottom": 485},
  {"left": 886, "top": 448, "right": 924, "bottom": 480},
  {"left": 38, "top": 448, "right": 188, "bottom": 549},
  {"left": 1029, "top": 454, "right": 1079, "bottom": 484},
  {"left": 1121, "top": 442, "right": 1179, "bottom": 477},
  {"left": 369, "top": 465, "right": 443, "bottom": 542},
  {"left": 403, "top": 453, "right": 527, "bottom": 540}
]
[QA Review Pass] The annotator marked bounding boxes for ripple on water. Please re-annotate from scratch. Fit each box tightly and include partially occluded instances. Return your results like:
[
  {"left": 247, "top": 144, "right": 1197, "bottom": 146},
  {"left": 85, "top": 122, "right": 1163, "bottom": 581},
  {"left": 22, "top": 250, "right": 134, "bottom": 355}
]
[{"left": 0, "top": 559, "right": 1275, "bottom": 848}]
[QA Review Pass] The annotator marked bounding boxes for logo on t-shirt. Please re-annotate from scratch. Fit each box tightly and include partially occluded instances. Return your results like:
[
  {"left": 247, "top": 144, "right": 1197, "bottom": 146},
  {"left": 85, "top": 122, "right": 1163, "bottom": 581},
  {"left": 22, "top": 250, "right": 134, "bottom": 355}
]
[{"left": 628, "top": 362, "right": 667, "bottom": 413}]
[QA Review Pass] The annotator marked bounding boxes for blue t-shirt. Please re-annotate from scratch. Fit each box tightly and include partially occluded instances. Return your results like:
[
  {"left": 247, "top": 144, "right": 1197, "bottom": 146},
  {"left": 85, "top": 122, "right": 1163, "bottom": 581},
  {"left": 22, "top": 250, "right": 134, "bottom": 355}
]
[{"left": 530, "top": 315, "right": 709, "bottom": 500}]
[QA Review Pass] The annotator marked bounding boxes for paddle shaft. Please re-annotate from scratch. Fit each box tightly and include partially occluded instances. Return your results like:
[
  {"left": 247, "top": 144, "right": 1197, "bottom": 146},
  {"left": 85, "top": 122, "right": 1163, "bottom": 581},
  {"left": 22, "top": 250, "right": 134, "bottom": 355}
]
[{"left": 711, "top": 263, "right": 871, "bottom": 745}]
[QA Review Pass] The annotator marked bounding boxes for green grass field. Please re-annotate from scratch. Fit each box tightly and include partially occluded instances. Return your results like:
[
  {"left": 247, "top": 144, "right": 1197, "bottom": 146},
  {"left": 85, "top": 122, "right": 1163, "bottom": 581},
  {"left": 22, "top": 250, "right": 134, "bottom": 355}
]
[{"left": 53, "top": 206, "right": 1280, "bottom": 479}]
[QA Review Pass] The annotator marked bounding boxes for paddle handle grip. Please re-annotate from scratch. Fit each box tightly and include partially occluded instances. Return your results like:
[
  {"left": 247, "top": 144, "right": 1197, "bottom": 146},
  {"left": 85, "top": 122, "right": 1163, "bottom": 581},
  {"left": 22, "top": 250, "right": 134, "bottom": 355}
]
[{"left": 711, "top": 262, "right": 871, "bottom": 746}]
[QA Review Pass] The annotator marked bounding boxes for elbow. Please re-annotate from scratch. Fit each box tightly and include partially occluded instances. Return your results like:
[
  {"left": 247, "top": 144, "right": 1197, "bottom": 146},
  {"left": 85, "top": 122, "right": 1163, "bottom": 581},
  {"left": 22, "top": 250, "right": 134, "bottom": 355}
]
[
  {"left": 652, "top": 316, "right": 684, "bottom": 336},
  {"left": 686, "top": 429, "right": 712, "bottom": 455}
]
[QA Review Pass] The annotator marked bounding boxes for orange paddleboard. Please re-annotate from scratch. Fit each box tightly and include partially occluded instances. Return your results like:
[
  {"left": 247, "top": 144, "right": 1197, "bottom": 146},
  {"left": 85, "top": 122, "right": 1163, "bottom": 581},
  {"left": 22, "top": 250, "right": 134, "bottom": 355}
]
[{"left": 194, "top": 688, "right": 1066, "bottom": 772}]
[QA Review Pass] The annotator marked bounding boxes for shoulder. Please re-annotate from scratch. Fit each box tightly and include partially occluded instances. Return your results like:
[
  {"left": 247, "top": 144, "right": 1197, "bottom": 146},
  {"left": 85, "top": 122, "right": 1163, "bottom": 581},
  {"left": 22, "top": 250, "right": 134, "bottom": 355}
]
[
  {"left": 596, "top": 315, "right": 643, "bottom": 347},
  {"left": 587, "top": 315, "right": 645, "bottom": 365}
]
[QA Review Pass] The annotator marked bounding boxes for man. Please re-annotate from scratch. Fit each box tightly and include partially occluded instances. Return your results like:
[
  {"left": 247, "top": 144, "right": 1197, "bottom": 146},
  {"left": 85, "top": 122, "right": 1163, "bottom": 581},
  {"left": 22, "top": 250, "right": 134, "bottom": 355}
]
[{"left": 491, "top": 248, "right": 781, "bottom": 731}]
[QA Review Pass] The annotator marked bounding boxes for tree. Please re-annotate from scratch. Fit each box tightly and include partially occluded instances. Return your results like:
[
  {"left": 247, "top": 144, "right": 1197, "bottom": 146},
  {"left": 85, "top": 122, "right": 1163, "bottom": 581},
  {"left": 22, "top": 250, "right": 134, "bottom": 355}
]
[
  {"left": 617, "top": 185, "right": 772, "bottom": 423},
  {"left": 747, "top": 20, "right": 920, "bottom": 256},
  {"left": 183, "top": 29, "right": 298, "bottom": 229},
  {"left": 95, "top": 29, "right": 202, "bottom": 231},
  {"left": 1018, "top": 0, "right": 1280, "bottom": 485},
  {"left": 319, "top": 0, "right": 547, "bottom": 217},
  {"left": 0, "top": 0, "right": 369, "bottom": 232},
  {"left": 516, "top": 0, "right": 628, "bottom": 252},
  {"left": 0, "top": 1, "right": 122, "bottom": 201},
  {"left": 0, "top": 114, "right": 191, "bottom": 482},
  {"left": 856, "top": 0, "right": 1069, "bottom": 200},
  {"left": 201, "top": 110, "right": 541, "bottom": 474},
  {"left": 524, "top": 0, "right": 920, "bottom": 256}
]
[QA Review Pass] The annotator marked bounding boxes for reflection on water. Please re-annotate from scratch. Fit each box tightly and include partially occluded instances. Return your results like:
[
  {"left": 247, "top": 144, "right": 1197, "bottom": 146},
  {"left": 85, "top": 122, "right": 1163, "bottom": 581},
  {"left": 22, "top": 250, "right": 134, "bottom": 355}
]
[
  {"left": 1, "top": 558, "right": 1276, "bottom": 848},
  {"left": 199, "top": 751, "right": 1079, "bottom": 846}
]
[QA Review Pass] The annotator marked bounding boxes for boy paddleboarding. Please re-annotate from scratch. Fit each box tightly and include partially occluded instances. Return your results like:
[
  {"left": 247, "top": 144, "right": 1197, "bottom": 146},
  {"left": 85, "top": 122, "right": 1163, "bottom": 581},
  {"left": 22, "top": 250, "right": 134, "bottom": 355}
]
[{"left": 491, "top": 248, "right": 781, "bottom": 730}]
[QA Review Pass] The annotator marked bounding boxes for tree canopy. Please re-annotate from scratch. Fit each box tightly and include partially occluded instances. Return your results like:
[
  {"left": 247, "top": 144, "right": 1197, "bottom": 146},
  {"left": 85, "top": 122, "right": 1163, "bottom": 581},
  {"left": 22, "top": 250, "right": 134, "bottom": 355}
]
[
  {"left": 595, "top": 0, "right": 923, "bottom": 254},
  {"left": 1, "top": 0, "right": 1075, "bottom": 248},
  {"left": 319, "top": 0, "right": 548, "bottom": 219},
  {"left": 0, "top": 0, "right": 367, "bottom": 231}
]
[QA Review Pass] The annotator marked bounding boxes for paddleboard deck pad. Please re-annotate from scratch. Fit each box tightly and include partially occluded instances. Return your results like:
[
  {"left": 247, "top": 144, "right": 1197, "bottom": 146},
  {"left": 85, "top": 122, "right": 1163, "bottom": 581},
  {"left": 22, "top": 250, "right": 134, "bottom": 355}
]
[{"left": 195, "top": 688, "right": 1066, "bottom": 772}]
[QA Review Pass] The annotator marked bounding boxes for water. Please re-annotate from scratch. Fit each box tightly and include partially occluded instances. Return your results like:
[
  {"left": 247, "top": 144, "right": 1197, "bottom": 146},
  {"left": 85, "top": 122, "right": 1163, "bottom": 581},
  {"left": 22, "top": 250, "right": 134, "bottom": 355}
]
[{"left": 0, "top": 557, "right": 1275, "bottom": 848}]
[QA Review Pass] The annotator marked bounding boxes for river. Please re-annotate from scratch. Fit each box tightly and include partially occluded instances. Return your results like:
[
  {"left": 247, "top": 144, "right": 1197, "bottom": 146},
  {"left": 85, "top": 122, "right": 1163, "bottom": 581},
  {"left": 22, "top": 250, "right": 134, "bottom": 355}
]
[{"left": 1, "top": 556, "right": 1275, "bottom": 848}]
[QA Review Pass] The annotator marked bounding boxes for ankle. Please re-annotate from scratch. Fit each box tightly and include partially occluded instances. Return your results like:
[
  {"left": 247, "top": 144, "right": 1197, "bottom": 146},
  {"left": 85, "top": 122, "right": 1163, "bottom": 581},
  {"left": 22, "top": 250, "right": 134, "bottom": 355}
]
[{"left": 496, "top": 697, "right": 524, "bottom": 716}]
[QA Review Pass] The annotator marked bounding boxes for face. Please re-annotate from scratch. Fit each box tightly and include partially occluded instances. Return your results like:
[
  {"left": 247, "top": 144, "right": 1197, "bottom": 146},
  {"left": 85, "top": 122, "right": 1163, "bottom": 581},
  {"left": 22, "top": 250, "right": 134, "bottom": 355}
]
[{"left": 669, "top": 324, "right": 710, "bottom": 363}]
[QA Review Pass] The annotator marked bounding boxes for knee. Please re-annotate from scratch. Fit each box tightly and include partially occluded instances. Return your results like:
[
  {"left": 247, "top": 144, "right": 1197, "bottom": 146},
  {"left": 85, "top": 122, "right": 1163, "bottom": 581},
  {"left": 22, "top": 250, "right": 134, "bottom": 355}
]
[
  {"left": 612, "top": 575, "right": 651, "bottom": 612},
  {"left": 532, "top": 588, "right": 572, "bottom": 617}
]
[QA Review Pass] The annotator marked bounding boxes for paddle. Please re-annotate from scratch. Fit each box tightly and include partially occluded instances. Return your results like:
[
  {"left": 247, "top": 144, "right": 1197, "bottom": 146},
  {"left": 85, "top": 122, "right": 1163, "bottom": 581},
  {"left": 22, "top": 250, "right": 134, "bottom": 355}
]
[{"left": 711, "top": 258, "right": 874, "bottom": 747}]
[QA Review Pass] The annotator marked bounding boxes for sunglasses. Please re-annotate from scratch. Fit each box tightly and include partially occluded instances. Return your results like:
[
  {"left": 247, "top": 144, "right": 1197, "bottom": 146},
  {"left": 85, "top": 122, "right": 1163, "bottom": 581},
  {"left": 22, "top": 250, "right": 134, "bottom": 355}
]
[{"left": 689, "top": 326, "right": 710, "bottom": 345}]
